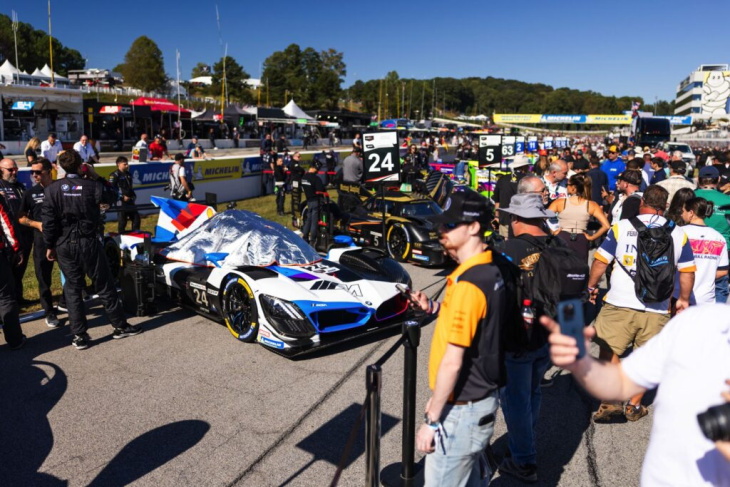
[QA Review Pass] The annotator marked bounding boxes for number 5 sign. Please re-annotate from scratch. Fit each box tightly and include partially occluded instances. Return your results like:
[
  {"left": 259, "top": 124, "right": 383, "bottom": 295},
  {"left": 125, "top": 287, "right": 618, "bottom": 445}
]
[
  {"left": 478, "top": 135, "right": 502, "bottom": 167},
  {"left": 363, "top": 131, "right": 400, "bottom": 183}
]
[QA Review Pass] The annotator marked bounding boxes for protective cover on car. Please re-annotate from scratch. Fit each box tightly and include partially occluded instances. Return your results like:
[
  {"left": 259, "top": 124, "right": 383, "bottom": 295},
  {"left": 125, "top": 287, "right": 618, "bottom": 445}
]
[{"left": 162, "top": 210, "right": 321, "bottom": 267}]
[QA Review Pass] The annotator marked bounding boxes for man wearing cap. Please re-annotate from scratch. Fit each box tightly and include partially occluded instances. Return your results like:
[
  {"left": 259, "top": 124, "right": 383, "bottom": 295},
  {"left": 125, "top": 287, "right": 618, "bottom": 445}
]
[
  {"left": 493, "top": 154, "right": 531, "bottom": 238},
  {"left": 412, "top": 189, "right": 506, "bottom": 485},
  {"left": 601, "top": 146, "right": 626, "bottom": 192},
  {"left": 606, "top": 171, "right": 643, "bottom": 223},
  {"left": 695, "top": 165, "right": 730, "bottom": 302},
  {"left": 493, "top": 193, "right": 564, "bottom": 483},
  {"left": 148, "top": 135, "right": 170, "bottom": 161},
  {"left": 572, "top": 150, "right": 590, "bottom": 173},
  {"left": 186, "top": 136, "right": 204, "bottom": 157},
  {"left": 40, "top": 133, "right": 63, "bottom": 164},
  {"left": 658, "top": 160, "right": 696, "bottom": 209},
  {"left": 300, "top": 161, "right": 326, "bottom": 246}
]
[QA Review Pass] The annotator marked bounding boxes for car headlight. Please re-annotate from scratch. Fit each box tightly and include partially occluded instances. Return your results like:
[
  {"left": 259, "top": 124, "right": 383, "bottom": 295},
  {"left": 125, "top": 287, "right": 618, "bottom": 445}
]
[{"left": 259, "top": 294, "right": 315, "bottom": 338}]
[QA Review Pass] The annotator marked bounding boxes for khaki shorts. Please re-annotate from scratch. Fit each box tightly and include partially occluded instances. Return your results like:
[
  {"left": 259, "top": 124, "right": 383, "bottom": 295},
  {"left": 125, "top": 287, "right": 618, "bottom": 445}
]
[{"left": 593, "top": 303, "right": 669, "bottom": 356}]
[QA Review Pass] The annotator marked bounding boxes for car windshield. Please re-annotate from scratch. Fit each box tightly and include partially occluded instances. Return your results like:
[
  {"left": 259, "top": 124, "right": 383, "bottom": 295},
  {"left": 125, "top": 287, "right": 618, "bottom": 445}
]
[
  {"left": 400, "top": 201, "right": 443, "bottom": 218},
  {"left": 669, "top": 144, "right": 692, "bottom": 153}
]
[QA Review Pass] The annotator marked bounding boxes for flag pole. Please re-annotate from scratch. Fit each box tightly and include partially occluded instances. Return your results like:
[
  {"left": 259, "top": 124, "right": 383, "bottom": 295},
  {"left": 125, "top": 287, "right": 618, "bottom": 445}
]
[{"left": 48, "top": 0, "right": 55, "bottom": 85}]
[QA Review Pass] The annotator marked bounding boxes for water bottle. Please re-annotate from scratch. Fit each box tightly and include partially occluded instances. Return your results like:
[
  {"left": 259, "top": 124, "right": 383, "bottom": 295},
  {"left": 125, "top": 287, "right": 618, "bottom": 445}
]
[{"left": 521, "top": 299, "right": 534, "bottom": 333}]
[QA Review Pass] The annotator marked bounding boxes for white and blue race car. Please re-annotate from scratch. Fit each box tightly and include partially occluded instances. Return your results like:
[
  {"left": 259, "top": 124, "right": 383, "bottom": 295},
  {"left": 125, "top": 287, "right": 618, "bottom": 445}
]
[{"left": 109, "top": 197, "right": 414, "bottom": 356}]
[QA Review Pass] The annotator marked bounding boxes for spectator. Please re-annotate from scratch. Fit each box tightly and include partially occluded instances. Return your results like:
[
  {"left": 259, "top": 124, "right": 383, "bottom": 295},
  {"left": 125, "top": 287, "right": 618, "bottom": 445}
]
[
  {"left": 189, "top": 143, "right": 207, "bottom": 160},
  {"left": 169, "top": 153, "right": 192, "bottom": 201},
  {"left": 24, "top": 137, "right": 40, "bottom": 166},
  {"left": 587, "top": 185, "right": 696, "bottom": 423},
  {"left": 695, "top": 165, "right": 730, "bottom": 303},
  {"left": 675, "top": 197, "right": 728, "bottom": 305},
  {"left": 40, "top": 132, "right": 63, "bottom": 164},
  {"left": 18, "top": 158, "right": 59, "bottom": 328},
  {"left": 232, "top": 127, "right": 240, "bottom": 149},
  {"left": 541, "top": 159, "right": 568, "bottom": 204},
  {"left": 352, "top": 133, "right": 362, "bottom": 152},
  {"left": 665, "top": 187, "right": 696, "bottom": 228},
  {"left": 586, "top": 156, "right": 609, "bottom": 206},
  {"left": 600, "top": 145, "right": 626, "bottom": 192},
  {"left": 274, "top": 157, "right": 287, "bottom": 216},
  {"left": 148, "top": 135, "right": 170, "bottom": 161},
  {"left": 108, "top": 156, "right": 140, "bottom": 233},
  {"left": 412, "top": 189, "right": 504, "bottom": 485},
  {"left": 186, "top": 136, "right": 202, "bottom": 156},
  {"left": 342, "top": 148, "right": 363, "bottom": 184},
  {"left": 533, "top": 154, "right": 549, "bottom": 177},
  {"left": 649, "top": 156, "right": 668, "bottom": 185},
  {"left": 261, "top": 133, "right": 273, "bottom": 153},
  {"left": 548, "top": 173, "right": 610, "bottom": 261},
  {"left": 73, "top": 135, "right": 99, "bottom": 164},
  {"left": 641, "top": 151, "right": 654, "bottom": 186},
  {"left": 43, "top": 150, "right": 142, "bottom": 350},
  {"left": 208, "top": 127, "right": 217, "bottom": 150},
  {"left": 571, "top": 149, "right": 590, "bottom": 173},
  {"left": 658, "top": 160, "right": 696, "bottom": 209},
  {"left": 0, "top": 158, "right": 31, "bottom": 303},
  {"left": 606, "top": 170, "right": 643, "bottom": 223},
  {"left": 0, "top": 192, "right": 24, "bottom": 349},
  {"left": 300, "top": 161, "right": 326, "bottom": 246},
  {"left": 276, "top": 134, "right": 288, "bottom": 154},
  {"left": 493, "top": 154, "right": 531, "bottom": 239},
  {"left": 134, "top": 133, "right": 149, "bottom": 149},
  {"left": 540, "top": 305, "right": 730, "bottom": 486}
]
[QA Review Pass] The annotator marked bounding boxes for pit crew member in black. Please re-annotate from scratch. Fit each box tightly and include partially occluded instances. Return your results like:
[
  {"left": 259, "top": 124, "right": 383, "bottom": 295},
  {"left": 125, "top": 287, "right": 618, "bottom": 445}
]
[
  {"left": 108, "top": 156, "right": 140, "bottom": 233},
  {"left": 0, "top": 158, "right": 32, "bottom": 302},
  {"left": 42, "top": 150, "right": 142, "bottom": 350},
  {"left": 18, "top": 158, "right": 60, "bottom": 328},
  {"left": 0, "top": 196, "right": 25, "bottom": 349},
  {"left": 301, "top": 161, "right": 326, "bottom": 246}
]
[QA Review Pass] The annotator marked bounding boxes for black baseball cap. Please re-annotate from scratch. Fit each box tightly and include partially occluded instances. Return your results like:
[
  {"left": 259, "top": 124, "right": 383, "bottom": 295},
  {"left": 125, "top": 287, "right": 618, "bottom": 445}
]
[
  {"left": 174, "top": 153, "right": 185, "bottom": 162},
  {"left": 617, "top": 170, "right": 642, "bottom": 186},
  {"left": 429, "top": 188, "right": 492, "bottom": 226}
]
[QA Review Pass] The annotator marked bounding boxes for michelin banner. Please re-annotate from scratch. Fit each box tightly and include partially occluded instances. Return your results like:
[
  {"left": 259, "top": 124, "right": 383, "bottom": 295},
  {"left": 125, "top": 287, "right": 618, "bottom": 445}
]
[{"left": 494, "top": 114, "right": 632, "bottom": 125}]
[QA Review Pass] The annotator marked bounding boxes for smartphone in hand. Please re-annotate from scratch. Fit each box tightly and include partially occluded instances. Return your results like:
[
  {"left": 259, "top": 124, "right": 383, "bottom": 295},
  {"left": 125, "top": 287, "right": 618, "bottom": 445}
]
[{"left": 557, "top": 298, "right": 586, "bottom": 359}]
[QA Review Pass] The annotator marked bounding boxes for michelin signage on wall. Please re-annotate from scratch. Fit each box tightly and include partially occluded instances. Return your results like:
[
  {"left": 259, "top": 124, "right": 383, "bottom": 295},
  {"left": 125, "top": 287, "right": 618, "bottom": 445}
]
[{"left": 494, "top": 114, "right": 632, "bottom": 125}]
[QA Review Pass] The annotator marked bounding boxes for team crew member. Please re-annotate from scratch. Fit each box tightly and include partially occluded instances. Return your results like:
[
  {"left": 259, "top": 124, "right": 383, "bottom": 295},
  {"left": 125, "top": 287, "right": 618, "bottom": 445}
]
[
  {"left": 42, "top": 150, "right": 142, "bottom": 350},
  {"left": 40, "top": 132, "right": 63, "bottom": 164},
  {"left": 274, "top": 157, "right": 287, "bottom": 216},
  {"left": 169, "top": 153, "right": 193, "bottom": 201},
  {"left": 73, "top": 135, "right": 99, "bottom": 164},
  {"left": 0, "top": 195, "right": 25, "bottom": 349},
  {"left": 148, "top": 135, "right": 170, "bottom": 161},
  {"left": 0, "top": 158, "right": 31, "bottom": 302},
  {"left": 109, "top": 156, "right": 140, "bottom": 233},
  {"left": 411, "top": 189, "right": 506, "bottom": 486},
  {"left": 300, "top": 161, "right": 326, "bottom": 246},
  {"left": 18, "top": 158, "right": 60, "bottom": 328}
]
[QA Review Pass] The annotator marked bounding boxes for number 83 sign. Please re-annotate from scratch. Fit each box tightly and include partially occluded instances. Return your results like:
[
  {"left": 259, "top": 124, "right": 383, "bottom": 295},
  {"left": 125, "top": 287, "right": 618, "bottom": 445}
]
[{"left": 363, "top": 131, "right": 400, "bottom": 183}]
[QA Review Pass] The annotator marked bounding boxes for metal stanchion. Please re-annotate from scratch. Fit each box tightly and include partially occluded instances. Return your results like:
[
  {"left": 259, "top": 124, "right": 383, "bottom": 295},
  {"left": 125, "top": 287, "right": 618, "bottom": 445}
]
[
  {"left": 365, "top": 364, "right": 382, "bottom": 487},
  {"left": 381, "top": 320, "right": 422, "bottom": 487}
]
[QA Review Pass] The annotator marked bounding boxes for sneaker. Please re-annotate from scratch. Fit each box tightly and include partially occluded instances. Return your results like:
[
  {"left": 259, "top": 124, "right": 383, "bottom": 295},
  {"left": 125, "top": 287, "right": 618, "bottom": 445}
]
[
  {"left": 499, "top": 458, "right": 538, "bottom": 483},
  {"left": 9, "top": 335, "right": 27, "bottom": 350},
  {"left": 112, "top": 324, "right": 143, "bottom": 339},
  {"left": 593, "top": 402, "right": 624, "bottom": 423},
  {"left": 72, "top": 333, "right": 91, "bottom": 350},
  {"left": 45, "top": 313, "right": 61, "bottom": 329},
  {"left": 540, "top": 368, "right": 560, "bottom": 388},
  {"left": 56, "top": 302, "right": 68, "bottom": 313},
  {"left": 625, "top": 403, "right": 648, "bottom": 422}
]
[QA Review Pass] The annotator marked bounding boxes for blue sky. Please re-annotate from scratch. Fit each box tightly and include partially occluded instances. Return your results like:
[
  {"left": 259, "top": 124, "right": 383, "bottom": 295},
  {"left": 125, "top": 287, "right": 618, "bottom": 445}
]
[{"left": 5, "top": 0, "right": 729, "bottom": 105}]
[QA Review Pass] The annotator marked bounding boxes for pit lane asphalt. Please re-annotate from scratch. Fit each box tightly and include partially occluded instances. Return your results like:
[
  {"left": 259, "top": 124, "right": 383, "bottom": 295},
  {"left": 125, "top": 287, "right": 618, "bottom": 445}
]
[{"left": 0, "top": 262, "right": 650, "bottom": 486}]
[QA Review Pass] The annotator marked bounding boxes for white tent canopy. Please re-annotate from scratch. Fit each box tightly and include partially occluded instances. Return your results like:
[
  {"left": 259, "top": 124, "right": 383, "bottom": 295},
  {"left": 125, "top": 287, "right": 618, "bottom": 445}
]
[
  {"left": 40, "top": 64, "right": 68, "bottom": 81},
  {"left": 0, "top": 60, "right": 31, "bottom": 83},
  {"left": 282, "top": 99, "right": 314, "bottom": 120}
]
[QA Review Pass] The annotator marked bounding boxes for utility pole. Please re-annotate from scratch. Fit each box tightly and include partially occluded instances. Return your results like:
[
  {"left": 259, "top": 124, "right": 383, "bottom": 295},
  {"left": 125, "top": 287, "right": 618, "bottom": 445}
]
[
  {"left": 431, "top": 78, "right": 436, "bottom": 120},
  {"left": 408, "top": 80, "right": 413, "bottom": 120},
  {"left": 48, "top": 0, "right": 55, "bottom": 85},
  {"left": 401, "top": 81, "right": 405, "bottom": 118},
  {"left": 420, "top": 81, "right": 425, "bottom": 122},
  {"left": 11, "top": 10, "right": 19, "bottom": 84}
]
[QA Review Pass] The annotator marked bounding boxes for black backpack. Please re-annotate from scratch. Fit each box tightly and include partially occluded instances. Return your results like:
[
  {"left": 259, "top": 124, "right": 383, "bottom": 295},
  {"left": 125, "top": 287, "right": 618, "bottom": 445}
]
[
  {"left": 617, "top": 217, "right": 675, "bottom": 304},
  {"left": 494, "top": 236, "right": 588, "bottom": 352}
]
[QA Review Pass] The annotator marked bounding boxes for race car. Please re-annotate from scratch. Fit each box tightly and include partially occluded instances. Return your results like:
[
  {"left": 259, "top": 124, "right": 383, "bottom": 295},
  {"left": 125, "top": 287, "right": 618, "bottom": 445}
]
[{"left": 107, "top": 196, "right": 415, "bottom": 357}]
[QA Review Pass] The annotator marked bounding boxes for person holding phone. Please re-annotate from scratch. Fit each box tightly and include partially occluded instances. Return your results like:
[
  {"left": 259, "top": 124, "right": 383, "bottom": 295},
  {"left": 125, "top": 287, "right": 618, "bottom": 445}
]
[
  {"left": 410, "top": 189, "right": 505, "bottom": 486},
  {"left": 541, "top": 304, "right": 730, "bottom": 486}
]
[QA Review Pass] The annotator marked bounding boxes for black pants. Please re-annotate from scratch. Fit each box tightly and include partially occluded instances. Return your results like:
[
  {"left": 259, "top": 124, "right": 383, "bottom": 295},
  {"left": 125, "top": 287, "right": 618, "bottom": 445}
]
[
  {"left": 0, "top": 252, "right": 22, "bottom": 347},
  {"left": 56, "top": 236, "right": 127, "bottom": 336},
  {"left": 32, "top": 233, "right": 55, "bottom": 316},
  {"left": 118, "top": 207, "right": 141, "bottom": 234},
  {"left": 303, "top": 199, "right": 320, "bottom": 245},
  {"left": 275, "top": 183, "right": 286, "bottom": 212},
  {"left": 12, "top": 230, "right": 32, "bottom": 301}
]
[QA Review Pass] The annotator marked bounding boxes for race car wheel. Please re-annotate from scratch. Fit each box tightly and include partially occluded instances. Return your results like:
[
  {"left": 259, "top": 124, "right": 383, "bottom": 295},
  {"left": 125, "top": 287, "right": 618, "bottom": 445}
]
[
  {"left": 386, "top": 224, "right": 410, "bottom": 262},
  {"left": 222, "top": 276, "right": 258, "bottom": 342},
  {"left": 103, "top": 238, "right": 121, "bottom": 279}
]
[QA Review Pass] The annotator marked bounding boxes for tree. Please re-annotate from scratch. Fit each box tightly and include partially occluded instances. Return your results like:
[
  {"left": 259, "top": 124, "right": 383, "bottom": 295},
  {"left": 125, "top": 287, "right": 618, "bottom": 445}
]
[
  {"left": 191, "top": 62, "right": 211, "bottom": 79},
  {"left": 210, "top": 56, "right": 252, "bottom": 104},
  {"left": 115, "top": 36, "right": 167, "bottom": 93}
]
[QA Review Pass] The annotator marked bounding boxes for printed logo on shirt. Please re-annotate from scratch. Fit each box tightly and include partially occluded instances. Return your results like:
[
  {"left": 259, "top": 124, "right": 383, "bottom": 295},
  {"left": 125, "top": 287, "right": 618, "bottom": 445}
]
[{"left": 690, "top": 239, "right": 725, "bottom": 257}]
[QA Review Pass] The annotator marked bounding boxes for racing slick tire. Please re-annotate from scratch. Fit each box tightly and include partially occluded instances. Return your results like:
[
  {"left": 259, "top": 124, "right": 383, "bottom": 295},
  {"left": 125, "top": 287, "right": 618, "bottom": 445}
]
[
  {"left": 221, "top": 275, "right": 259, "bottom": 342},
  {"left": 386, "top": 223, "right": 410, "bottom": 262}
]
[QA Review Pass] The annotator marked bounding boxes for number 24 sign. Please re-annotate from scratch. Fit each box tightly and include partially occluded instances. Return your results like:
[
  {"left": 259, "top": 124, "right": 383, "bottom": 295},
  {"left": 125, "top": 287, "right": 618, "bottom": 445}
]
[{"left": 363, "top": 131, "right": 400, "bottom": 183}]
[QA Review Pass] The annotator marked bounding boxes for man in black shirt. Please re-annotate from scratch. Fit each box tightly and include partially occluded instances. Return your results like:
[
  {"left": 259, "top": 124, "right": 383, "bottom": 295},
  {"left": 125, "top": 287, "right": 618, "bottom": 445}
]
[
  {"left": 274, "top": 157, "right": 287, "bottom": 215},
  {"left": 493, "top": 154, "right": 531, "bottom": 238},
  {"left": 300, "top": 161, "right": 326, "bottom": 246},
  {"left": 571, "top": 150, "right": 590, "bottom": 173},
  {"left": 108, "top": 156, "right": 140, "bottom": 233},
  {"left": 0, "top": 158, "right": 31, "bottom": 303},
  {"left": 42, "top": 150, "right": 142, "bottom": 350},
  {"left": 276, "top": 134, "right": 288, "bottom": 154},
  {"left": 586, "top": 157, "right": 609, "bottom": 206},
  {"left": 18, "top": 158, "right": 60, "bottom": 328}
]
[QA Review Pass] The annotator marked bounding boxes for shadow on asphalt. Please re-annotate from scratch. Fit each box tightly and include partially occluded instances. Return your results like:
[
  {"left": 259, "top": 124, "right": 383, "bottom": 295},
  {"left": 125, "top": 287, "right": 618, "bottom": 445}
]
[{"left": 0, "top": 302, "right": 201, "bottom": 485}]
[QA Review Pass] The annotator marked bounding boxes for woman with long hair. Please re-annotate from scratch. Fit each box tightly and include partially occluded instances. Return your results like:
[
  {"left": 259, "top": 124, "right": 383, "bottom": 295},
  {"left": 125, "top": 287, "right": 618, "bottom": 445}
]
[
  {"left": 675, "top": 197, "right": 728, "bottom": 305},
  {"left": 24, "top": 137, "right": 41, "bottom": 166},
  {"left": 665, "top": 187, "right": 696, "bottom": 227},
  {"left": 548, "top": 173, "right": 610, "bottom": 261},
  {"left": 533, "top": 154, "right": 549, "bottom": 176}
]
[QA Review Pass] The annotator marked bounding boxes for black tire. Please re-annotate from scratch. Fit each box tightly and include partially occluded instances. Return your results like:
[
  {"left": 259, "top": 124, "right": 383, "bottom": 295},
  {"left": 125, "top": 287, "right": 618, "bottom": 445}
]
[
  {"left": 386, "top": 224, "right": 410, "bottom": 262},
  {"left": 103, "top": 238, "right": 121, "bottom": 280},
  {"left": 221, "top": 275, "right": 259, "bottom": 342}
]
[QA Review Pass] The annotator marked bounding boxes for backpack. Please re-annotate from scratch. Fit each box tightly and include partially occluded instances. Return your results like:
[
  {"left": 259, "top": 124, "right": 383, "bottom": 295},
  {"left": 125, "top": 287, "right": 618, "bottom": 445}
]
[
  {"left": 617, "top": 217, "right": 675, "bottom": 304},
  {"left": 494, "top": 236, "right": 588, "bottom": 352}
]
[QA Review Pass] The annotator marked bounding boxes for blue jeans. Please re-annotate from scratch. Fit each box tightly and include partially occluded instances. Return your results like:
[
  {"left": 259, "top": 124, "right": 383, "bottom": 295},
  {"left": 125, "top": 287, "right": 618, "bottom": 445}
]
[
  {"left": 715, "top": 274, "right": 729, "bottom": 303},
  {"left": 424, "top": 393, "right": 498, "bottom": 487},
  {"left": 303, "top": 199, "right": 320, "bottom": 244},
  {"left": 454, "top": 161, "right": 467, "bottom": 181},
  {"left": 500, "top": 344, "right": 551, "bottom": 465}
]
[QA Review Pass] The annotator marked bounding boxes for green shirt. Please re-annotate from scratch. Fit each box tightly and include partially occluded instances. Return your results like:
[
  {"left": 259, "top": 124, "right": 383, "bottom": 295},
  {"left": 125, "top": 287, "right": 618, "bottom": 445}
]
[{"left": 695, "top": 188, "right": 730, "bottom": 247}]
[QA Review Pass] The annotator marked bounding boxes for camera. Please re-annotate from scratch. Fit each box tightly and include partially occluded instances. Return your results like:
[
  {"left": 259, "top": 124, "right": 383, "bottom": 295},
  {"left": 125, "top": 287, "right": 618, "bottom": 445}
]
[{"left": 697, "top": 402, "right": 730, "bottom": 442}]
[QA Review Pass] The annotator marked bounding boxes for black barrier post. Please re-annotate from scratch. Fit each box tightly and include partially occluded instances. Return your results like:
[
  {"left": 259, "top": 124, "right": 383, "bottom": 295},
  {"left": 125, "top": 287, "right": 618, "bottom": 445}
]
[
  {"left": 365, "top": 365, "right": 382, "bottom": 487},
  {"left": 381, "top": 319, "right": 422, "bottom": 487}
]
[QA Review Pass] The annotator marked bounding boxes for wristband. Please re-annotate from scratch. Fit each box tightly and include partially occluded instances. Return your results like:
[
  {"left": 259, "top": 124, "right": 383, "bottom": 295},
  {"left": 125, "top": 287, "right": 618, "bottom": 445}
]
[{"left": 588, "top": 286, "right": 597, "bottom": 293}]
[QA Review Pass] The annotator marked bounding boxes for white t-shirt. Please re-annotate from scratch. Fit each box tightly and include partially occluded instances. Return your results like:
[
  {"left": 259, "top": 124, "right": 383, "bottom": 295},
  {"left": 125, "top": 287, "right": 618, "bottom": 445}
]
[
  {"left": 40, "top": 140, "right": 63, "bottom": 162},
  {"left": 135, "top": 139, "right": 148, "bottom": 149},
  {"left": 596, "top": 214, "right": 696, "bottom": 313},
  {"left": 673, "top": 224, "right": 729, "bottom": 305},
  {"left": 622, "top": 304, "right": 730, "bottom": 486},
  {"left": 170, "top": 163, "right": 186, "bottom": 194}
]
